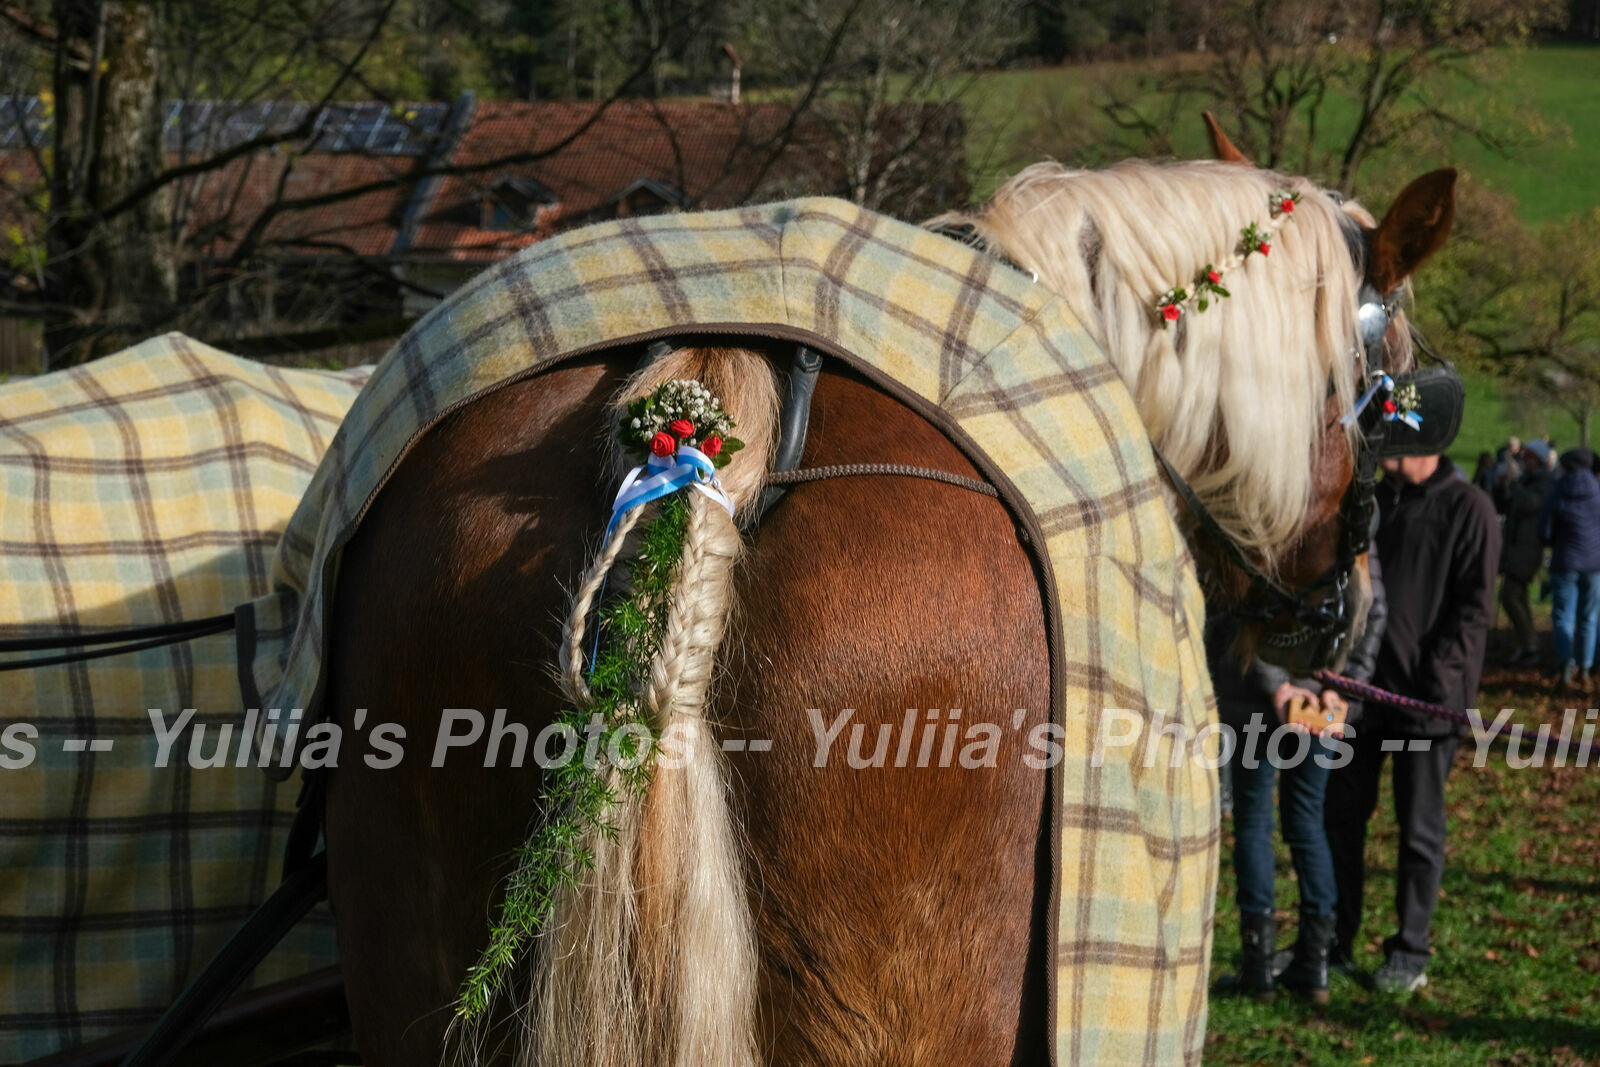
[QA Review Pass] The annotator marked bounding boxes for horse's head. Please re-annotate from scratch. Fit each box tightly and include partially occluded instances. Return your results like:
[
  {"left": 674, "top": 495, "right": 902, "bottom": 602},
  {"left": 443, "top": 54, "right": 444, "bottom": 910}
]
[
  {"left": 956, "top": 122, "right": 1460, "bottom": 673},
  {"left": 1197, "top": 117, "right": 1462, "bottom": 672}
]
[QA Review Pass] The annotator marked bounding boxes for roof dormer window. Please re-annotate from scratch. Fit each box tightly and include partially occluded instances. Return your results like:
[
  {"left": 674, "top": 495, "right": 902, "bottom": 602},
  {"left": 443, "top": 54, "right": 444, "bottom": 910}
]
[
  {"left": 482, "top": 175, "right": 557, "bottom": 232},
  {"left": 614, "top": 178, "right": 686, "bottom": 218}
]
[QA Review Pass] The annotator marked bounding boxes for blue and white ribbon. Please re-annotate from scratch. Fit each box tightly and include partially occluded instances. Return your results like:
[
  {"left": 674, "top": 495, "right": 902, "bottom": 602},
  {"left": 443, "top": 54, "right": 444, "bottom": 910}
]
[
  {"left": 605, "top": 445, "right": 734, "bottom": 541},
  {"left": 1386, "top": 400, "right": 1422, "bottom": 431},
  {"left": 1341, "top": 373, "right": 1392, "bottom": 426},
  {"left": 586, "top": 446, "right": 734, "bottom": 676}
]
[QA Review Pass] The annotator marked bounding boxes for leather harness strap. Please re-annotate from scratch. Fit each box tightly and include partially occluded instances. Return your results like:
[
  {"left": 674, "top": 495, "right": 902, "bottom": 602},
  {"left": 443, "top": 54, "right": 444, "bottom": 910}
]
[
  {"left": 756, "top": 344, "right": 825, "bottom": 516},
  {"left": 117, "top": 854, "right": 330, "bottom": 1067},
  {"left": 1150, "top": 446, "right": 1340, "bottom": 631},
  {"left": 767, "top": 462, "right": 998, "bottom": 499},
  {"left": 0, "top": 614, "right": 237, "bottom": 672}
]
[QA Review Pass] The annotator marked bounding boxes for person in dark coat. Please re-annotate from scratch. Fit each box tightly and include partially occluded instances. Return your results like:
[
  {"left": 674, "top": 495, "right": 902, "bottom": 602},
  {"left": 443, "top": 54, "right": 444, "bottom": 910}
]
[
  {"left": 1541, "top": 446, "right": 1600, "bottom": 686},
  {"left": 1207, "top": 554, "right": 1387, "bottom": 1004},
  {"left": 1491, "top": 441, "right": 1523, "bottom": 515},
  {"left": 1323, "top": 454, "right": 1499, "bottom": 996},
  {"left": 1471, "top": 451, "right": 1495, "bottom": 496},
  {"left": 1500, "top": 440, "right": 1556, "bottom": 664}
]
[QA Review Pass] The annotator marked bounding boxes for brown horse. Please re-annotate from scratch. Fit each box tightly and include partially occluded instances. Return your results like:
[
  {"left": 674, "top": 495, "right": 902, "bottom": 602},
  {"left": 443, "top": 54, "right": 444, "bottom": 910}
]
[{"left": 322, "top": 148, "right": 1455, "bottom": 1066}]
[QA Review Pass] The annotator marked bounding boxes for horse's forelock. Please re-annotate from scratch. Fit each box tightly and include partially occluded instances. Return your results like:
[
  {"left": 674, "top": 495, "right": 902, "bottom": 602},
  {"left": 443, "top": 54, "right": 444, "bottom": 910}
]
[{"left": 967, "top": 159, "right": 1365, "bottom": 574}]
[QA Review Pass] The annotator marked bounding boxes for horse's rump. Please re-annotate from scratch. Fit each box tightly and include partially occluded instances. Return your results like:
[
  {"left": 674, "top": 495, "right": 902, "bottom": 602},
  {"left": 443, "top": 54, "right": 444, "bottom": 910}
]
[
  {"left": 0, "top": 336, "right": 362, "bottom": 1060},
  {"left": 275, "top": 198, "right": 1219, "bottom": 1062}
]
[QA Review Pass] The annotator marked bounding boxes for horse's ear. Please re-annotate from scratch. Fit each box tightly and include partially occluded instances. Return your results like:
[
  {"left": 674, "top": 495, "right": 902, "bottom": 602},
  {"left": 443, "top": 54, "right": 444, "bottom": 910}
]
[
  {"left": 1370, "top": 169, "right": 1457, "bottom": 293},
  {"left": 1202, "top": 111, "right": 1253, "bottom": 166}
]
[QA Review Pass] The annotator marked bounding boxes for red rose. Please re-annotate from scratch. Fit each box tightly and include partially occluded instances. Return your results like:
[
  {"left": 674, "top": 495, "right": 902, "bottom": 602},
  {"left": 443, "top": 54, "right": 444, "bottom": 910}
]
[
  {"left": 669, "top": 419, "right": 695, "bottom": 438},
  {"left": 1382, "top": 399, "right": 1398, "bottom": 415},
  {"left": 1259, "top": 242, "right": 1271, "bottom": 256},
  {"left": 1161, "top": 304, "right": 1181, "bottom": 322},
  {"left": 1281, "top": 198, "right": 1295, "bottom": 213},
  {"left": 702, "top": 435, "right": 723, "bottom": 457},
  {"left": 1207, "top": 269, "right": 1221, "bottom": 284},
  {"left": 650, "top": 431, "right": 676, "bottom": 457}
]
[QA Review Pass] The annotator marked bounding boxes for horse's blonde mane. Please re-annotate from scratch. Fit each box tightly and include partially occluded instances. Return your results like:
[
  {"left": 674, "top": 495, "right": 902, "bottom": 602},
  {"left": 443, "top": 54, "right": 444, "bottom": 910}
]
[{"left": 952, "top": 159, "right": 1365, "bottom": 570}]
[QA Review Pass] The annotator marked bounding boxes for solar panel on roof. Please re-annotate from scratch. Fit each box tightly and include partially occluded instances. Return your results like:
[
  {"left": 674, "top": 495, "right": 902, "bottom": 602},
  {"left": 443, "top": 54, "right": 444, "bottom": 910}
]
[
  {"left": 0, "top": 96, "right": 49, "bottom": 149},
  {"left": 334, "top": 112, "right": 373, "bottom": 151}
]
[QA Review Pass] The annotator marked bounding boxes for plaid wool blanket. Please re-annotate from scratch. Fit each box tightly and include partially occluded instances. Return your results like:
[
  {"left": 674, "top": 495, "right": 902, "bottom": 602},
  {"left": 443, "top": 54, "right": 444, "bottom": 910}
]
[
  {"left": 249, "top": 197, "right": 1219, "bottom": 1064},
  {"left": 0, "top": 336, "right": 365, "bottom": 1060}
]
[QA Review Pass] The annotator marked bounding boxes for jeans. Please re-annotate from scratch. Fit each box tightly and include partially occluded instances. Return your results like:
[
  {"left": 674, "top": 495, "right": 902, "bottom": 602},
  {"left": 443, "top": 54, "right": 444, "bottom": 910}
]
[
  {"left": 1550, "top": 569, "right": 1600, "bottom": 670},
  {"left": 1226, "top": 711, "right": 1337, "bottom": 918}
]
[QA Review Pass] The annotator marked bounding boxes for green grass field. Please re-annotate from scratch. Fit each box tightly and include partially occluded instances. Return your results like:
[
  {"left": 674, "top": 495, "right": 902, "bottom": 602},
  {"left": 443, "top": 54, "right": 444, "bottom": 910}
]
[
  {"left": 964, "top": 44, "right": 1600, "bottom": 220},
  {"left": 1448, "top": 45, "right": 1600, "bottom": 226}
]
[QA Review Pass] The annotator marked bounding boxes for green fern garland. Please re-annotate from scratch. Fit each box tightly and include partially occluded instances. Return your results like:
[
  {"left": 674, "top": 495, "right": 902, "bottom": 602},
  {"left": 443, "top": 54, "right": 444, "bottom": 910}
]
[{"left": 454, "top": 492, "right": 690, "bottom": 1023}]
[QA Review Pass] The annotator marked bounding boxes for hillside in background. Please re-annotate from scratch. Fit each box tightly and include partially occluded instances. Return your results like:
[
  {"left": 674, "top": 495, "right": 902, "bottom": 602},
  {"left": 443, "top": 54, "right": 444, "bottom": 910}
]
[{"left": 967, "top": 46, "right": 1597, "bottom": 214}]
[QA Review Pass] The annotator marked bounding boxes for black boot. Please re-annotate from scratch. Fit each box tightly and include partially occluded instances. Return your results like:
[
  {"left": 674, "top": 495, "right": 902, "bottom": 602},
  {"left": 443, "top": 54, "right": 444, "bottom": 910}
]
[
  {"left": 1213, "top": 911, "right": 1277, "bottom": 1000},
  {"left": 1276, "top": 911, "right": 1337, "bottom": 1004}
]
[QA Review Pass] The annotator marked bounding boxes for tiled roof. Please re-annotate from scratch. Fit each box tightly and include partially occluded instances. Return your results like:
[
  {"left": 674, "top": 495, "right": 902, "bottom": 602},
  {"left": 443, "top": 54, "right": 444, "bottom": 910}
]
[
  {"left": 0, "top": 150, "right": 419, "bottom": 264},
  {"left": 180, "top": 151, "right": 422, "bottom": 260},
  {"left": 407, "top": 100, "right": 824, "bottom": 262}
]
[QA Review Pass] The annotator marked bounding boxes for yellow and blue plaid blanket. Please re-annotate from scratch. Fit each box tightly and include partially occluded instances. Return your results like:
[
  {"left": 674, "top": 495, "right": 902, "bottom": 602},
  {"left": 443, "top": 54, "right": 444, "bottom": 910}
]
[
  {"left": 0, "top": 336, "right": 364, "bottom": 1060},
  {"left": 251, "top": 198, "right": 1220, "bottom": 1064}
]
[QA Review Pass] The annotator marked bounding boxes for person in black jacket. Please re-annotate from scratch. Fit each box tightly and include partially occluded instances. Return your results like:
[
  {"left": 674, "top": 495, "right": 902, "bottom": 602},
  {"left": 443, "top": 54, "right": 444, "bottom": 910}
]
[
  {"left": 1490, "top": 438, "right": 1522, "bottom": 515},
  {"left": 1541, "top": 447, "right": 1600, "bottom": 686},
  {"left": 1323, "top": 453, "right": 1499, "bottom": 996},
  {"left": 1500, "top": 441, "right": 1555, "bottom": 664}
]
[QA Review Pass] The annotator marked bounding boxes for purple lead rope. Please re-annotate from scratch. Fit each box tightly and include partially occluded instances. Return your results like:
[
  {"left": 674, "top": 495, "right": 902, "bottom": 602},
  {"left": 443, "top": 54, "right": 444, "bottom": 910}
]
[{"left": 1312, "top": 670, "right": 1478, "bottom": 729}]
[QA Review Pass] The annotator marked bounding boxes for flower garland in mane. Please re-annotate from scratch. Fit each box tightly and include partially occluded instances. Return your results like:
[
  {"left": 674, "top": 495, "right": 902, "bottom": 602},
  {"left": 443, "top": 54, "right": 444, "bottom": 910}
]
[
  {"left": 1153, "top": 188, "right": 1301, "bottom": 324},
  {"left": 455, "top": 379, "right": 742, "bottom": 1023},
  {"left": 936, "top": 160, "right": 1369, "bottom": 573}
]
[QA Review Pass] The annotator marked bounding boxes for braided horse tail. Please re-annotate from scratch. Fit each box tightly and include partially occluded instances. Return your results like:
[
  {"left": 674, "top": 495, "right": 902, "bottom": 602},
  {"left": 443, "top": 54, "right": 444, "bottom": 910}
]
[{"left": 526, "top": 347, "right": 780, "bottom": 1067}]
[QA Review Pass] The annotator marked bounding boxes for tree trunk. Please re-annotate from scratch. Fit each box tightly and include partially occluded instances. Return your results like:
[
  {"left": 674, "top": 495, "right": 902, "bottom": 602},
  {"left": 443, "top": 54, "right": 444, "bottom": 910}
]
[
  {"left": 42, "top": 0, "right": 97, "bottom": 367},
  {"left": 648, "top": 0, "right": 662, "bottom": 98},
  {"left": 97, "top": 2, "right": 175, "bottom": 331},
  {"left": 43, "top": 0, "right": 175, "bottom": 365}
]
